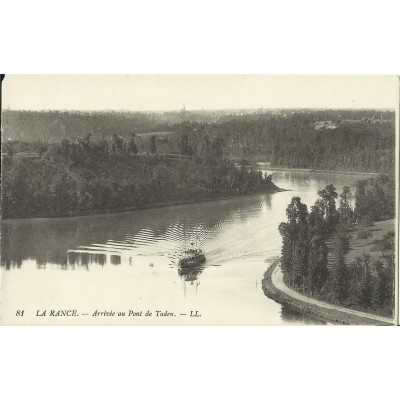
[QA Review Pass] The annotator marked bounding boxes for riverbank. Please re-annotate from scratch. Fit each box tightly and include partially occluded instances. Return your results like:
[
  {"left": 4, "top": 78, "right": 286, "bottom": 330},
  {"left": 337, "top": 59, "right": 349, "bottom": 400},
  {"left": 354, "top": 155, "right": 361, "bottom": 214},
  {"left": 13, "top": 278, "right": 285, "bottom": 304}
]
[
  {"left": 258, "top": 164, "right": 382, "bottom": 176},
  {"left": 2, "top": 187, "right": 287, "bottom": 222},
  {"left": 262, "top": 261, "right": 394, "bottom": 325}
]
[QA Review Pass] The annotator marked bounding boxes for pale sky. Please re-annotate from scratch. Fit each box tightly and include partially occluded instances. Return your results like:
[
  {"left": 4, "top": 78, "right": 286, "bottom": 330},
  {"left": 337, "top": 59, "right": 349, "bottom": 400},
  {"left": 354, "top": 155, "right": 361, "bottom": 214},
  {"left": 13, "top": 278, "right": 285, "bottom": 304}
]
[{"left": 2, "top": 75, "right": 399, "bottom": 111}]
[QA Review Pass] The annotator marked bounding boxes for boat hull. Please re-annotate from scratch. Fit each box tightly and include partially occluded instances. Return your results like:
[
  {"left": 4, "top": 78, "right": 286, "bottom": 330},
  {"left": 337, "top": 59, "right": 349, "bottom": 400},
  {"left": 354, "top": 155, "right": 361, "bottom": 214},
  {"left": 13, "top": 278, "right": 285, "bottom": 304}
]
[{"left": 178, "top": 255, "right": 206, "bottom": 268}]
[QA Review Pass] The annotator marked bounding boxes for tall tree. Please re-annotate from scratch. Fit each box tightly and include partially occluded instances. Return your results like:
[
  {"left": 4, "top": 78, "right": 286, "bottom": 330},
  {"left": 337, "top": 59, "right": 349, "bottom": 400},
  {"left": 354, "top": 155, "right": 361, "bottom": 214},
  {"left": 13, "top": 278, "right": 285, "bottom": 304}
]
[
  {"left": 306, "top": 199, "right": 329, "bottom": 294},
  {"left": 332, "top": 252, "right": 349, "bottom": 303},
  {"left": 331, "top": 224, "right": 351, "bottom": 302},
  {"left": 357, "top": 254, "right": 373, "bottom": 308},
  {"left": 307, "top": 234, "right": 328, "bottom": 294},
  {"left": 373, "top": 260, "right": 392, "bottom": 313},
  {"left": 308, "top": 199, "right": 327, "bottom": 236},
  {"left": 279, "top": 197, "right": 309, "bottom": 290},
  {"left": 338, "top": 186, "right": 353, "bottom": 223},
  {"left": 318, "top": 184, "right": 339, "bottom": 231}
]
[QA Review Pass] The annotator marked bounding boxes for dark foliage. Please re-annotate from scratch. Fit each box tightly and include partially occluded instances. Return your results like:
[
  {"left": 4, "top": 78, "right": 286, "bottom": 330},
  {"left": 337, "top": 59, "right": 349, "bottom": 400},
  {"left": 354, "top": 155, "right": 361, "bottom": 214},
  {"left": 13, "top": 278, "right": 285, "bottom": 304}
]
[
  {"left": 170, "top": 112, "right": 395, "bottom": 173},
  {"left": 3, "top": 109, "right": 395, "bottom": 173},
  {"left": 2, "top": 136, "right": 279, "bottom": 219},
  {"left": 279, "top": 180, "right": 395, "bottom": 317},
  {"left": 354, "top": 175, "right": 395, "bottom": 221}
]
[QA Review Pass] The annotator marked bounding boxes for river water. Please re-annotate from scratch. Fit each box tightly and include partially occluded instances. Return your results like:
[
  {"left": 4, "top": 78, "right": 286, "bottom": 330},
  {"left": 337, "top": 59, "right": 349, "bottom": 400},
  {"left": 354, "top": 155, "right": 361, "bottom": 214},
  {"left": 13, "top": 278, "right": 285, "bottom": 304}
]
[{"left": 0, "top": 170, "right": 367, "bottom": 325}]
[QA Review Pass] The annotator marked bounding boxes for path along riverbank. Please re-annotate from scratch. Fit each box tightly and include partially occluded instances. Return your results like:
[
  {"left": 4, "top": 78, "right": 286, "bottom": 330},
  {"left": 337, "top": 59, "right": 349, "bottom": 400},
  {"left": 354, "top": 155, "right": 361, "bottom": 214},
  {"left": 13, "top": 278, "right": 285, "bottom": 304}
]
[{"left": 262, "top": 260, "right": 395, "bottom": 326}]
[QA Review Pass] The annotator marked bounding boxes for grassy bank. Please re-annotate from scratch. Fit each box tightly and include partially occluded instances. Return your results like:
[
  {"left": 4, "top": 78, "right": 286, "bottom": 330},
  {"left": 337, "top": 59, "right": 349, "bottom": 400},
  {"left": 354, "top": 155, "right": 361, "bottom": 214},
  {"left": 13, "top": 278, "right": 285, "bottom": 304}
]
[{"left": 346, "top": 219, "right": 395, "bottom": 264}]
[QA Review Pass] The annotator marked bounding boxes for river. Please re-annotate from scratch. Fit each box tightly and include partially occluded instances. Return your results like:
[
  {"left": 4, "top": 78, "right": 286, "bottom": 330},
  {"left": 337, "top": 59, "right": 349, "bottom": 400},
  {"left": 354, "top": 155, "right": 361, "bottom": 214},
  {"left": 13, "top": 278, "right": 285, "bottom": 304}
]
[{"left": 0, "top": 170, "right": 368, "bottom": 325}]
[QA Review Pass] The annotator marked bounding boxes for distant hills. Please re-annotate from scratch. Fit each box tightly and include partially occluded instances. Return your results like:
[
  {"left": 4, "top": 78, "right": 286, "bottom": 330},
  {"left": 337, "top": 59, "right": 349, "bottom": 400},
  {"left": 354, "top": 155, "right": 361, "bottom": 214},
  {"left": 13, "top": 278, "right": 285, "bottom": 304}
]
[
  {"left": 1, "top": 108, "right": 394, "bottom": 142},
  {"left": 1, "top": 109, "right": 395, "bottom": 173}
]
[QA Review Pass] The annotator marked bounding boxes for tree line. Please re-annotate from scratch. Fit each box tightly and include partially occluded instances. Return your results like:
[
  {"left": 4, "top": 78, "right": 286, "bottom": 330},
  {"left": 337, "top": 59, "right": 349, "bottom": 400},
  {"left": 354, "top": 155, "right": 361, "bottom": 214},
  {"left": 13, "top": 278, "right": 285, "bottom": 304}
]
[
  {"left": 2, "top": 134, "right": 279, "bottom": 219},
  {"left": 2, "top": 110, "right": 170, "bottom": 142},
  {"left": 3, "top": 110, "right": 395, "bottom": 173},
  {"left": 279, "top": 175, "right": 395, "bottom": 317},
  {"left": 173, "top": 116, "right": 395, "bottom": 173}
]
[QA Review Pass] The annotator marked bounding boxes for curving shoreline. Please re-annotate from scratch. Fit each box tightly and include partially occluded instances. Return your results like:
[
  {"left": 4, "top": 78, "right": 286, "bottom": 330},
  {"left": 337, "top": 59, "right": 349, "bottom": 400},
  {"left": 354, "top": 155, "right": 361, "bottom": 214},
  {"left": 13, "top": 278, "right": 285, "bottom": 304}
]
[
  {"left": 2, "top": 187, "right": 286, "bottom": 222},
  {"left": 259, "top": 165, "right": 382, "bottom": 176},
  {"left": 262, "top": 260, "right": 395, "bottom": 326}
]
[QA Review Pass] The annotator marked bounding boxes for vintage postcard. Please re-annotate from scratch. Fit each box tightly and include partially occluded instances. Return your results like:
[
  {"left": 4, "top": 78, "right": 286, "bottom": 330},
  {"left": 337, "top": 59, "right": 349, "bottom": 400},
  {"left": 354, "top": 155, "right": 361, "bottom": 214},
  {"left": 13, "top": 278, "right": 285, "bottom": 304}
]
[{"left": 0, "top": 75, "right": 398, "bottom": 325}]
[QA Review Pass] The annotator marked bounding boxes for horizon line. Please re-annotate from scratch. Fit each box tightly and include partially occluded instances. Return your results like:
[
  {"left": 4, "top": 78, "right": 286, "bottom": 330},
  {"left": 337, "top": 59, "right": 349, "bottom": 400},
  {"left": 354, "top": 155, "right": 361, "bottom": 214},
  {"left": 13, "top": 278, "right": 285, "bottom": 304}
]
[{"left": 2, "top": 106, "right": 395, "bottom": 113}]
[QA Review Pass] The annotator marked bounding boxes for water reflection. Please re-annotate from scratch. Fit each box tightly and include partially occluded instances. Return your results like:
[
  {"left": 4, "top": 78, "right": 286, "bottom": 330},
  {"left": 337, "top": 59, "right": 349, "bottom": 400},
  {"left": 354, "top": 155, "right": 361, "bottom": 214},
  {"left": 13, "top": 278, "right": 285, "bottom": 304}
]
[
  {"left": 67, "top": 252, "right": 107, "bottom": 268},
  {"left": 2, "top": 194, "right": 269, "bottom": 273},
  {"left": 178, "top": 266, "right": 204, "bottom": 283},
  {"left": 1, "top": 170, "right": 366, "bottom": 325},
  {"left": 280, "top": 304, "right": 327, "bottom": 325},
  {"left": 2, "top": 259, "right": 22, "bottom": 270}
]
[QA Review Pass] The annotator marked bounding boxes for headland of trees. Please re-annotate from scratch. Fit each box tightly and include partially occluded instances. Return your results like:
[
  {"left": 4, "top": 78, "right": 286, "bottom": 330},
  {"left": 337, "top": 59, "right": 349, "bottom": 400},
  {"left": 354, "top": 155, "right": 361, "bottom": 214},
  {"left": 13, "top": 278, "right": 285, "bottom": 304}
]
[{"left": 2, "top": 133, "right": 281, "bottom": 219}]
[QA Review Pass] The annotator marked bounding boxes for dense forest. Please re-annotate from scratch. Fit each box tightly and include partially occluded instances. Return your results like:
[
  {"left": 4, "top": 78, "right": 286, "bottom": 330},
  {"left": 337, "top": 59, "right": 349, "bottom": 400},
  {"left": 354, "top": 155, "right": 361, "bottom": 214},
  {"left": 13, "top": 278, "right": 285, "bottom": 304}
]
[
  {"left": 2, "top": 134, "right": 280, "bottom": 219},
  {"left": 279, "top": 175, "right": 395, "bottom": 317},
  {"left": 2, "top": 110, "right": 170, "bottom": 141},
  {"left": 2, "top": 109, "right": 395, "bottom": 172},
  {"left": 171, "top": 115, "right": 395, "bottom": 172}
]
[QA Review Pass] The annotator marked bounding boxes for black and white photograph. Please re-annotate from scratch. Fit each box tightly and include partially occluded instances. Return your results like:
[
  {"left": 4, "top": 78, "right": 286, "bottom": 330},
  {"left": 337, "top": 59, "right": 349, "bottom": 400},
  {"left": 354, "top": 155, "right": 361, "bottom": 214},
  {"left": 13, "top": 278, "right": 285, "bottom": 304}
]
[
  {"left": 1, "top": 2, "right": 400, "bottom": 400},
  {"left": 1, "top": 75, "right": 398, "bottom": 326}
]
